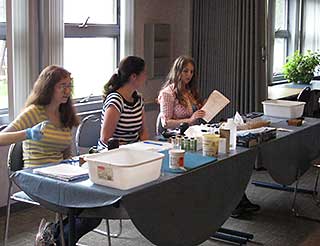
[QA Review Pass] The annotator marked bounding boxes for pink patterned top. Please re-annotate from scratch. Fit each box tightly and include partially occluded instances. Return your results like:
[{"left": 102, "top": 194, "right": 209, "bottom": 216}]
[{"left": 158, "top": 84, "right": 198, "bottom": 128}]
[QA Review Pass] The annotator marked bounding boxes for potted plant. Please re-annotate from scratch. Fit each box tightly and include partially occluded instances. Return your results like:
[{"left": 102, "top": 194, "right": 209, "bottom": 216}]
[{"left": 282, "top": 50, "right": 320, "bottom": 84}]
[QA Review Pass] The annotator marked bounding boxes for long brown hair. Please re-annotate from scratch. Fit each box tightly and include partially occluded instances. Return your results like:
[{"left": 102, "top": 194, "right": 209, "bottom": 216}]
[
  {"left": 162, "top": 55, "right": 201, "bottom": 107},
  {"left": 102, "top": 56, "right": 145, "bottom": 101},
  {"left": 25, "top": 65, "right": 79, "bottom": 128}
]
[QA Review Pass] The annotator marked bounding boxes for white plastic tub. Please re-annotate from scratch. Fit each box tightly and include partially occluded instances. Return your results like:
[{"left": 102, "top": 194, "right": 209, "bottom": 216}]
[
  {"left": 84, "top": 148, "right": 164, "bottom": 190},
  {"left": 262, "top": 100, "right": 305, "bottom": 118}
]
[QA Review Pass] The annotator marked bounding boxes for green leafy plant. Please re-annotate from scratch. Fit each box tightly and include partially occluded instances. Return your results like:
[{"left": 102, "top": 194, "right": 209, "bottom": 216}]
[{"left": 282, "top": 50, "right": 320, "bottom": 84}]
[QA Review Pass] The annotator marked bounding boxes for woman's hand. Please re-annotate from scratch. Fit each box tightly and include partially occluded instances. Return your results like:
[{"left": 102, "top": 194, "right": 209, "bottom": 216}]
[
  {"left": 190, "top": 110, "right": 206, "bottom": 124},
  {"left": 25, "top": 121, "right": 48, "bottom": 141}
]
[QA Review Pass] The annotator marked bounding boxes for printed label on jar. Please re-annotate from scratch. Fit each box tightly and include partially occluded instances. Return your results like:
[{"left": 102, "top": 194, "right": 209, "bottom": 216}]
[{"left": 169, "top": 149, "right": 185, "bottom": 169}]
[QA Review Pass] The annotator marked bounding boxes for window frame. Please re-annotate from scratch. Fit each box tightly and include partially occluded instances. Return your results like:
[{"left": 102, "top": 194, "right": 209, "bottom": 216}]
[
  {"left": 0, "top": 19, "right": 7, "bottom": 115},
  {"left": 63, "top": 0, "right": 121, "bottom": 105},
  {"left": 272, "top": 0, "right": 290, "bottom": 82}
]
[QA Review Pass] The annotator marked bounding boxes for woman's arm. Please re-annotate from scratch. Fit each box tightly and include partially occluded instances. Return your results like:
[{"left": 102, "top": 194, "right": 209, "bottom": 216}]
[
  {"left": 63, "top": 146, "right": 72, "bottom": 159},
  {"left": 163, "top": 110, "right": 205, "bottom": 129},
  {"left": 100, "top": 105, "right": 121, "bottom": 145},
  {"left": 0, "top": 122, "right": 45, "bottom": 146},
  {"left": 139, "top": 110, "right": 149, "bottom": 140},
  {"left": 159, "top": 91, "right": 205, "bottom": 129},
  {"left": 0, "top": 130, "right": 27, "bottom": 146}
]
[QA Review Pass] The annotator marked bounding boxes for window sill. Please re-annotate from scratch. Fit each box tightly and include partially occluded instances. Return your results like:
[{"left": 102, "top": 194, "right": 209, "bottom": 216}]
[
  {"left": 0, "top": 113, "right": 9, "bottom": 125},
  {"left": 75, "top": 99, "right": 103, "bottom": 115},
  {"left": 269, "top": 79, "right": 289, "bottom": 86}
]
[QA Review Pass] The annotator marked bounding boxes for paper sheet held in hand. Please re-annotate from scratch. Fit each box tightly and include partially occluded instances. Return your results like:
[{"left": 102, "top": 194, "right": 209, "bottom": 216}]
[{"left": 201, "top": 90, "right": 230, "bottom": 122}]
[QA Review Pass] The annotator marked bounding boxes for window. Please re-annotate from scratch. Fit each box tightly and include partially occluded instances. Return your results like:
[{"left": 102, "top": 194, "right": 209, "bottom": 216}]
[
  {"left": 273, "top": 0, "right": 289, "bottom": 81},
  {"left": 0, "top": 0, "right": 7, "bottom": 110},
  {"left": 271, "top": 0, "right": 320, "bottom": 83},
  {"left": 63, "top": 0, "right": 120, "bottom": 101}
]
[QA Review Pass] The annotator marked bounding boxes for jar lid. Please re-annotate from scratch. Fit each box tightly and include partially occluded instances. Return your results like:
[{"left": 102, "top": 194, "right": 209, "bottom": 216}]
[{"left": 169, "top": 149, "right": 185, "bottom": 154}]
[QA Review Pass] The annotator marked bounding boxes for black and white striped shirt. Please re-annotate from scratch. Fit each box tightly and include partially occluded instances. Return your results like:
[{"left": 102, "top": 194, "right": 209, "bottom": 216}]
[{"left": 98, "top": 91, "right": 144, "bottom": 149}]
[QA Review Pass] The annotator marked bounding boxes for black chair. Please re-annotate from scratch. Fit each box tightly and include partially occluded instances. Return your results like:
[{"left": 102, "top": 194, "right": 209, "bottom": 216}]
[
  {"left": 297, "top": 86, "right": 311, "bottom": 116},
  {"left": 75, "top": 114, "right": 123, "bottom": 240},
  {"left": 0, "top": 124, "right": 7, "bottom": 131},
  {"left": 3, "top": 142, "right": 66, "bottom": 245},
  {"left": 156, "top": 112, "right": 166, "bottom": 136},
  {"left": 297, "top": 86, "right": 311, "bottom": 103},
  {"left": 75, "top": 114, "right": 101, "bottom": 155},
  {"left": 4, "top": 142, "right": 40, "bottom": 245}
]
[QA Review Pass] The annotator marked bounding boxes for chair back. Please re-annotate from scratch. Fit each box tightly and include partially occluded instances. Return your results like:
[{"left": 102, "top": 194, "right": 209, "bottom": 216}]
[
  {"left": 7, "top": 142, "right": 24, "bottom": 172},
  {"left": 0, "top": 124, "right": 7, "bottom": 131},
  {"left": 297, "top": 86, "right": 311, "bottom": 116},
  {"left": 297, "top": 86, "right": 311, "bottom": 103},
  {"left": 156, "top": 112, "right": 166, "bottom": 136},
  {"left": 75, "top": 114, "right": 101, "bottom": 155}
]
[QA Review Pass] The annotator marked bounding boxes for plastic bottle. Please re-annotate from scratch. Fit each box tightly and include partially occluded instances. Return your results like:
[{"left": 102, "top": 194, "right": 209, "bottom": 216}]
[{"left": 222, "top": 118, "right": 237, "bottom": 150}]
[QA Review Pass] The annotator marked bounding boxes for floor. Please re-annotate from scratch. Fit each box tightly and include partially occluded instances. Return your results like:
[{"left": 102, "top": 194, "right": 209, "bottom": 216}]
[{"left": 1, "top": 168, "right": 320, "bottom": 246}]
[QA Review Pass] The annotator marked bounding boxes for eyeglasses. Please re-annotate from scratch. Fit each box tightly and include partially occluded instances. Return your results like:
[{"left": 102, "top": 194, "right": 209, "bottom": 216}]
[{"left": 57, "top": 83, "right": 73, "bottom": 90}]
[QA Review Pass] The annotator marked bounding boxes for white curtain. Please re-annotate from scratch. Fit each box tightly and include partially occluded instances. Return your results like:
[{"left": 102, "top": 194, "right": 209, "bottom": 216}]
[{"left": 302, "top": 0, "right": 320, "bottom": 52}]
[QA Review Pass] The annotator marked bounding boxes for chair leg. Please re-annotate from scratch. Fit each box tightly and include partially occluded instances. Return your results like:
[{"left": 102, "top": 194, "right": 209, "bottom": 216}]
[
  {"left": 313, "top": 167, "right": 320, "bottom": 205},
  {"left": 4, "top": 181, "right": 13, "bottom": 246},
  {"left": 291, "top": 170, "right": 301, "bottom": 216},
  {"left": 291, "top": 179, "right": 299, "bottom": 216},
  {"left": 58, "top": 213, "right": 66, "bottom": 246},
  {"left": 106, "top": 219, "right": 111, "bottom": 246},
  {"left": 291, "top": 168, "right": 320, "bottom": 222},
  {"left": 93, "top": 219, "right": 123, "bottom": 238}
]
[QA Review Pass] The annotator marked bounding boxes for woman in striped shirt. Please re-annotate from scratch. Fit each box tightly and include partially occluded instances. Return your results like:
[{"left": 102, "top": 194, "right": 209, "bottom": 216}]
[
  {"left": 98, "top": 56, "right": 149, "bottom": 149},
  {"left": 3, "top": 65, "right": 101, "bottom": 245},
  {"left": 4, "top": 65, "right": 79, "bottom": 167}
]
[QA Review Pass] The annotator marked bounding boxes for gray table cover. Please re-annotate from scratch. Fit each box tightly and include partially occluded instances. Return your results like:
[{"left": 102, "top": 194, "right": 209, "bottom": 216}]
[
  {"left": 13, "top": 147, "right": 257, "bottom": 246},
  {"left": 258, "top": 116, "right": 320, "bottom": 185}
]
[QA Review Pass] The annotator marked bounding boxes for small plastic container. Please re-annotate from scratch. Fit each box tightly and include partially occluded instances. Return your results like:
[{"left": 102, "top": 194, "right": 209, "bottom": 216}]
[
  {"left": 221, "top": 119, "right": 237, "bottom": 150},
  {"left": 262, "top": 100, "right": 305, "bottom": 118},
  {"left": 169, "top": 149, "right": 185, "bottom": 169},
  {"left": 84, "top": 148, "right": 164, "bottom": 190},
  {"left": 202, "top": 134, "right": 220, "bottom": 156}
]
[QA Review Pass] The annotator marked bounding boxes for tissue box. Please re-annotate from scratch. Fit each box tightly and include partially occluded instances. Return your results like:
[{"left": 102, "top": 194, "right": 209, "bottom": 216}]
[{"left": 262, "top": 100, "right": 305, "bottom": 118}]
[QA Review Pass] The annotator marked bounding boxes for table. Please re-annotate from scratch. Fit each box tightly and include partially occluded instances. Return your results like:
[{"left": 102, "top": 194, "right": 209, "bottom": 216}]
[
  {"left": 268, "top": 80, "right": 320, "bottom": 117},
  {"left": 268, "top": 80, "right": 320, "bottom": 99},
  {"left": 256, "top": 116, "right": 320, "bottom": 186},
  {"left": 13, "top": 147, "right": 257, "bottom": 246}
]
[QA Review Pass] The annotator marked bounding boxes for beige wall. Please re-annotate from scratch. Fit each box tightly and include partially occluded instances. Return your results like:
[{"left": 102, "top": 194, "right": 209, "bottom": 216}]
[
  {"left": 134, "top": 0, "right": 193, "bottom": 137},
  {"left": 134, "top": 0, "right": 192, "bottom": 59}
]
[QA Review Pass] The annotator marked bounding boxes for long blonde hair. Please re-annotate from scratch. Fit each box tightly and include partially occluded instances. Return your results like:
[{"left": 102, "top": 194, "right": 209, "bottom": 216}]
[
  {"left": 25, "top": 65, "right": 79, "bottom": 128},
  {"left": 162, "top": 56, "right": 201, "bottom": 107}
]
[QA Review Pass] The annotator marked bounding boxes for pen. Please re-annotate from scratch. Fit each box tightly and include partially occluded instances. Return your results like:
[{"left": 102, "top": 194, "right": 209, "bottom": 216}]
[
  {"left": 143, "top": 141, "right": 163, "bottom": 146},
  {"left": 61, "top": 158, "right": 79, "bottom": 164}
]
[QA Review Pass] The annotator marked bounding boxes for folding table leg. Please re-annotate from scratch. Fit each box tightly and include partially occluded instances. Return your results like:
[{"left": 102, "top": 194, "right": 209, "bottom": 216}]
[{"left": 68, "top": 214, "right": 76, "bottom": 246}]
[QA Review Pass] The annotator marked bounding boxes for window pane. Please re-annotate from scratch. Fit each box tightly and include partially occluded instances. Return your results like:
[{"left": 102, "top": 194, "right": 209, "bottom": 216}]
[
  {"left": 0, "top": 41, "right": 7, "bottom": 109},
  {"left": 275, "top": 0, "right": 287, "bottom": 30},
  {"left": 0, "top": 0, "right": 5, "bottom": 22},
  {"left": 64, "top": 0, "right": 116, "bottom": 24},
  {"left": 64, "top": 38, "right": 116, "bottom": 99},
  {"left": 273, "top": 38, "right": 287, "bottom": 76}
]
